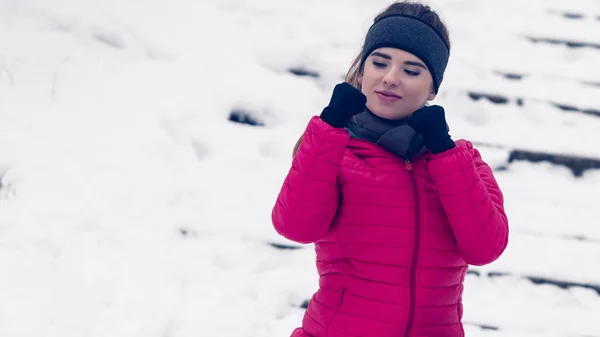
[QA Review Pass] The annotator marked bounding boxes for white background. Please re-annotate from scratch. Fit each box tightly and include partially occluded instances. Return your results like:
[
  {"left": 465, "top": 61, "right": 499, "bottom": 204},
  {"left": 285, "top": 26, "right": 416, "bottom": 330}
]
[{"left": 1, "top": 0, "right": 599, "bottom": 336}]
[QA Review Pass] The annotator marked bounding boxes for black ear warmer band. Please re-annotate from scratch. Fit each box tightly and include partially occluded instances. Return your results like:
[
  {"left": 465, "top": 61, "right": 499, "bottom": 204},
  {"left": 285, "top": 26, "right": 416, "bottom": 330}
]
[{"left": 361, "top": 14, "right": 450, "bottom": 93}]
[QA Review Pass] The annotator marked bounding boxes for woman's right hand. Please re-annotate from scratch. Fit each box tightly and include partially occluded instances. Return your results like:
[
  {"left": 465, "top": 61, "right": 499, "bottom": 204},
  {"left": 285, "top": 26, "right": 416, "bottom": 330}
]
[{"left": 319, "top": 82, "right": 367, "bottom": 128}]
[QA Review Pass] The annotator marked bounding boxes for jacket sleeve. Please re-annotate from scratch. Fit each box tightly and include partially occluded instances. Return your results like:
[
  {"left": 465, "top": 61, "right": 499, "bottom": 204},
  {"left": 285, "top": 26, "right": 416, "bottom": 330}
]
[
  {"left": 271, "top": 116, "right": 349, "bottom": 244},
  {"left": 427, "top": 140, "right": 509, "bottom": 265}
]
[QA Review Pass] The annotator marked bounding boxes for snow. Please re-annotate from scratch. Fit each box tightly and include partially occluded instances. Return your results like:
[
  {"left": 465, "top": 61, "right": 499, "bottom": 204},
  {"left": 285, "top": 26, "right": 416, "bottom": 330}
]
[{"left": 1, "top": 0, "right": 599, "bottom": 336}]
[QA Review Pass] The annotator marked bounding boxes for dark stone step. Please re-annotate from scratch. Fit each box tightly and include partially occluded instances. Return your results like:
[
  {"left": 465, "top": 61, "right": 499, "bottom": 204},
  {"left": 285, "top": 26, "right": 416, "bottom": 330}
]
[
  {"left": 467, "top": 92, "right": 513, "bottom": 105},
  {"left": 268, "top": 242, "right": 303, "bottom": 250},
  {"left": 466, "top": 91, "right": 600, "bottom": 118},
  {"left": 470, "top": 270, "right": 600, "bottom": 295},
  {"left": 178, "top": 228, "right": 198, "bottom": 238},
  {"left": 494, "top": 70, "right": 600, "bottom": 89},
  {"left": 551, "top": 102, "right": 600, "bottom": 117},
  {"left": 514, "top": 229, "right": 600, "bottom": 244},
  {"left": 494, "top": 71, "right": 600, "bottom": 89},
  {"left": 584, "top": 81, "right": 600, "bottom": 88},
  {"left": 560, "top": 11, "right": 586, "bottom": 20},
  {"left": 466, "top": 323, "right": 499, "bottom": 331},
  {"left": 526, "top": 36, "right": 600, "bottom": 50},
  {"left": 467, "top": 270, "right": 481, "bottom": 277},
  {"left": 228, "top": 110, "right": 264, "bottom": 127},
  {"left": 525, "top": 276, "right": 600, "bottom": 296},
  {"left": 91, "top": 32, "right": 125, "bottom": 49},
  {"left": 508, "top": 149, "right": 600, "bottom": 177},
  {"left": 288, "top": 67, "right": 321, "bottom": 79},
  {"left": 495, "top": 71, "right": 526, "bottom": 80},
  {"left": 472, "top": 141, "right": 600, "bottom": 177}
]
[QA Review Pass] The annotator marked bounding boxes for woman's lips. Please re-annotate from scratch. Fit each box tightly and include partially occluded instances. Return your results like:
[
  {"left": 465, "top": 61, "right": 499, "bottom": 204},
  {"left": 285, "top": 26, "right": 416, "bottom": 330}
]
[{"left": 376, "top": 91, "right": 402, "bottom": 102}]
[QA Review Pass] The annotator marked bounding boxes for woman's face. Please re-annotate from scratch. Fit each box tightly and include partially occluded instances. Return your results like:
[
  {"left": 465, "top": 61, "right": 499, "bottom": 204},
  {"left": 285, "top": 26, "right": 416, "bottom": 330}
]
[{"left": 358, "top": 47, "right": 436, "bottom": 120}]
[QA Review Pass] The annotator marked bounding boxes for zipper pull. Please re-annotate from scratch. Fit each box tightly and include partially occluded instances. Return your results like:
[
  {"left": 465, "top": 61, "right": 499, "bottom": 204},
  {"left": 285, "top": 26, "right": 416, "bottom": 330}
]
[{"left": 405, "top": 160, "right": 413, "bottom": 171}]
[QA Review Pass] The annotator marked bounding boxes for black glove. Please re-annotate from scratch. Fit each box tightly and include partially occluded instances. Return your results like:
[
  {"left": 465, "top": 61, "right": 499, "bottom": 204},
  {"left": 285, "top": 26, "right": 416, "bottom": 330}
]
[
  {"left": 408, "top": 105, "right": 455, "bottom": 154},
  {"left": 320, "top": 82, "right": 367, "bottom": 128}
]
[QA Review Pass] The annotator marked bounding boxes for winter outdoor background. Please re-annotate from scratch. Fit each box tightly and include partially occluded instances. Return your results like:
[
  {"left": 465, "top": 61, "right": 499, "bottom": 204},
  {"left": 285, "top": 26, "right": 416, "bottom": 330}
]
[{"left": 0, "top": 0, "right": 599, "bottom": 336}]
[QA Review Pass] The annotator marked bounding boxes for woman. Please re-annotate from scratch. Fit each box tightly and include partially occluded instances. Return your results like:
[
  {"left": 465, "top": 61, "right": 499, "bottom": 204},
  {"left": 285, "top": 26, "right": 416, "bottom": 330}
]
[{"left": 272, "top": 2, "right": 509, "bottom": 336}]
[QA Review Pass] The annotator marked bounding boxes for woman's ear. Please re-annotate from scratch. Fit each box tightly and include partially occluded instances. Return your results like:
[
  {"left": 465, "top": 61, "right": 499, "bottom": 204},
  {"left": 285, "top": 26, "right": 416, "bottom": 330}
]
[
  {"left": 427, "top": 85, "right": 436, "bottom": 101},
  {"left": 427, "top": 91, "right": 436, "bottom": 101}
]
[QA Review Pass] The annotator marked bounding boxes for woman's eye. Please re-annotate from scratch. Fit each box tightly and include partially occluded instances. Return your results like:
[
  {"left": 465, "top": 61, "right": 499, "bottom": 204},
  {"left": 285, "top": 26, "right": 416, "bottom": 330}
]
[
  {"left": 373, "top": 61, "right": 386, "bottom": 68},
  {"left": 405, "top": 69, "right": 420, "bottom": 76}
]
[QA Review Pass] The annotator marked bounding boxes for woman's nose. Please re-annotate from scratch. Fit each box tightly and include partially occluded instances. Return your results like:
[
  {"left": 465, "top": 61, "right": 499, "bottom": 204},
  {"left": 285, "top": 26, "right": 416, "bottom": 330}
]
[{"left": 382, "top": 69, "right": 401, "bottom": 86}]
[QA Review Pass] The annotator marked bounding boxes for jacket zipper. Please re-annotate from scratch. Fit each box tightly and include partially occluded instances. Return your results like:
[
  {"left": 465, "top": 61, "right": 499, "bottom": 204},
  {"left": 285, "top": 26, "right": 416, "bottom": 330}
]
[{"left": 403, "top": 159, "right": 421, "bottom": 337}]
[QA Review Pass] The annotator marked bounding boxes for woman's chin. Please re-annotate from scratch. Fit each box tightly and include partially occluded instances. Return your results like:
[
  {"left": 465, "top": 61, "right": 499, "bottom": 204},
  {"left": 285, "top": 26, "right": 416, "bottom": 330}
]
[{"left": 369, "top": 107, "right": 411, "bottom": 120}]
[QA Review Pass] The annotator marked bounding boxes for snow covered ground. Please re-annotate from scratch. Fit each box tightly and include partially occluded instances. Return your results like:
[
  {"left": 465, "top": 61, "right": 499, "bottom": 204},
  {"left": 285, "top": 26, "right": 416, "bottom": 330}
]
[{"left": 1, "top": 0, "right": 599, "bottom": 336}]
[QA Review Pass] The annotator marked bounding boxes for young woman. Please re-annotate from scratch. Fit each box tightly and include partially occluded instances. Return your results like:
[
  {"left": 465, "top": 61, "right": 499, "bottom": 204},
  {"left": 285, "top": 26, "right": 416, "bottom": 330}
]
[{"left": 272, "top": 2, "right": 509, "bottom": 336}]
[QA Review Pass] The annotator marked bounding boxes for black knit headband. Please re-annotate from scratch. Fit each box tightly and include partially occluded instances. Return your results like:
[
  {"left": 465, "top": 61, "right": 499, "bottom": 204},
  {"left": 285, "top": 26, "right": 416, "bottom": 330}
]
[{"left": 361, "top": 14, "right": 450, "bottom": 93}]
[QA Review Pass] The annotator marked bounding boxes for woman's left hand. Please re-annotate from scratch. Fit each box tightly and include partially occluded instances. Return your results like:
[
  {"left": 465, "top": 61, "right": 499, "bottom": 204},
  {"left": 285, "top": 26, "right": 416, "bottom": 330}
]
[{"left": 408, "top": 105, "right": 456, "bottom": 154}]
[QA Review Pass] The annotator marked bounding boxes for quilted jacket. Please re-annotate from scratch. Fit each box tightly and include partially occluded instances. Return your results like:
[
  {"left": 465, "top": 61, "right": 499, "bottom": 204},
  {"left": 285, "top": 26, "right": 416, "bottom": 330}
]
[{"left": 272, "top": 116, "right": 509, "bottom": 337}]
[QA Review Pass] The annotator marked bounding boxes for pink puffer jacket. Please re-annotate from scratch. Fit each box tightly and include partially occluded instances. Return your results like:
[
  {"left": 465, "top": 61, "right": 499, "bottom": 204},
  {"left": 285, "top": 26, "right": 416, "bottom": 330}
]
[{"left": 272, "top": 116, "right": 509, "bottom": 337}]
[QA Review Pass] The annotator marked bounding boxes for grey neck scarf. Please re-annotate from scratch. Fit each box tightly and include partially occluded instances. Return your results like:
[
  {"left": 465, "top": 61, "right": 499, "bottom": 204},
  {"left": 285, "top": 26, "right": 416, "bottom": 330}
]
[{"left": 347, "top": 109, "right": 426, "bottom": 161}]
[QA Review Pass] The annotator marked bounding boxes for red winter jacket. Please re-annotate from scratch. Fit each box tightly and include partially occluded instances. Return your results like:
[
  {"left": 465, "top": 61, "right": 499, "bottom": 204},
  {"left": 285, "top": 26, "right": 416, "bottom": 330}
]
[{"left": 272, "top": 116, "right": 509, "bottom": 337}]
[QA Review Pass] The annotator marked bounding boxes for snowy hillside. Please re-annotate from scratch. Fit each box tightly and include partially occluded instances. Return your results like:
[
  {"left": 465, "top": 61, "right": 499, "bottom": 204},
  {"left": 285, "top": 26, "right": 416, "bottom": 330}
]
[{"left": 0, "top": 0, "right": 599, "bottom": 336}]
